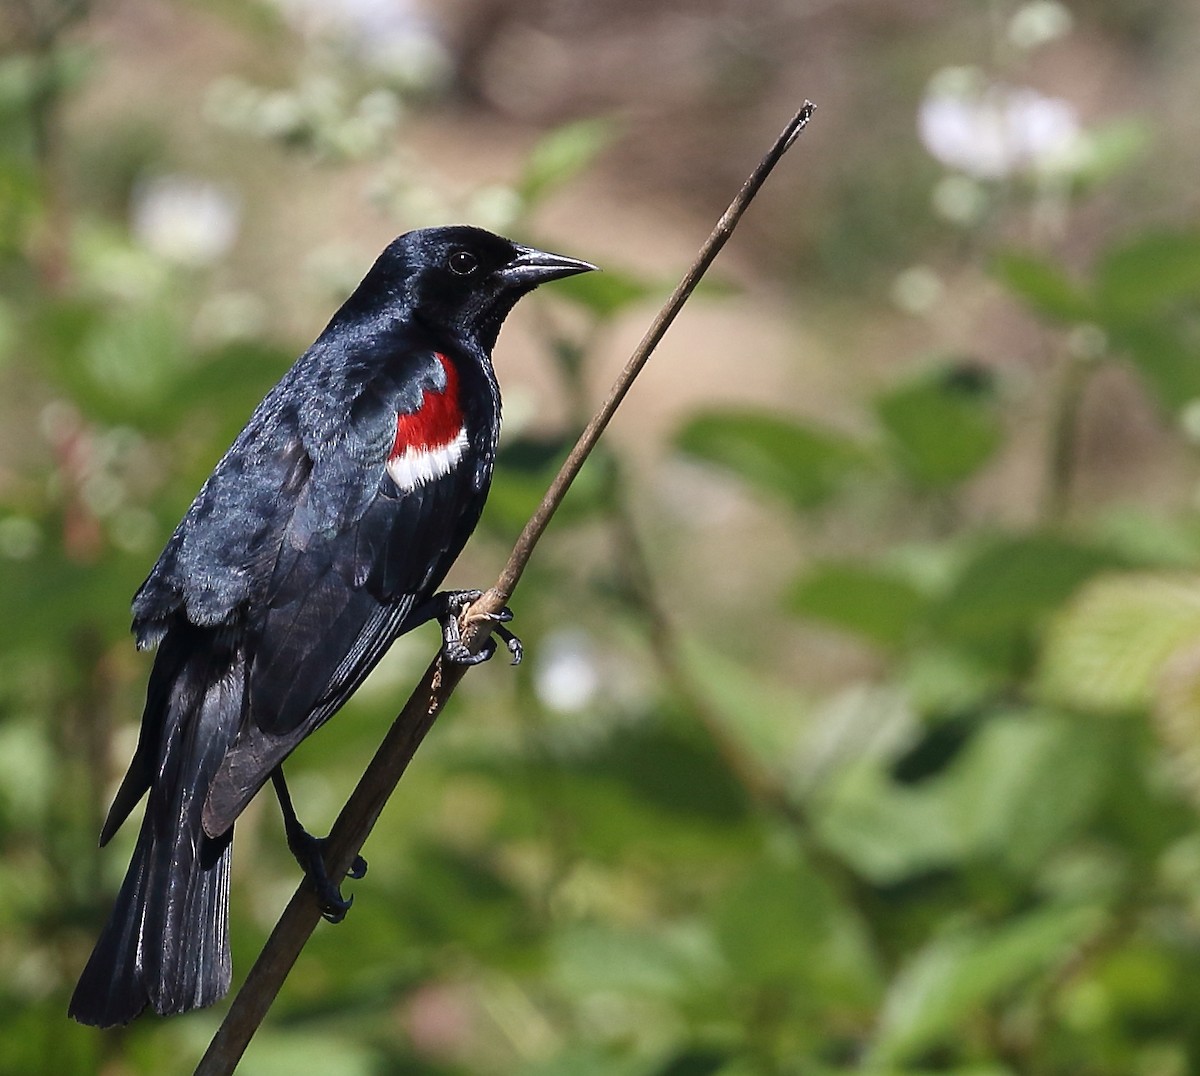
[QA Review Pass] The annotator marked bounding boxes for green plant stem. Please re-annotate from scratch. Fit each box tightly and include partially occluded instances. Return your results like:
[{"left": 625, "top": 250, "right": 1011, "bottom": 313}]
[{"left": 1041, "top": 352, "right": 1091, "bottom": 525}]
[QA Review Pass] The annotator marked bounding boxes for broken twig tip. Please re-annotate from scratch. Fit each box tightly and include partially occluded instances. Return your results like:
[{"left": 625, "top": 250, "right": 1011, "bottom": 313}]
[{"left": 783, "top": 101, "right": 816, "bottom": 150}]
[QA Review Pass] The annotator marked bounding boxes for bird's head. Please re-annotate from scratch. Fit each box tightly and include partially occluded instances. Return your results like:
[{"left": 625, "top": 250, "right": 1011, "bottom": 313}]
[{"left": 353, "top": 226, "right": 597, "bottom": 351}]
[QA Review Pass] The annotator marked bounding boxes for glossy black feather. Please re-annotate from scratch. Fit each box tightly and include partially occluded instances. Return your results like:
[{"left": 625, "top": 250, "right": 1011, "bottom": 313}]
[
  {"left": 70, "top": 225, "right": 594, "bottom": 1027},
  {"left": 70, "top": 624, "right": 240, "bottom": 1025}
]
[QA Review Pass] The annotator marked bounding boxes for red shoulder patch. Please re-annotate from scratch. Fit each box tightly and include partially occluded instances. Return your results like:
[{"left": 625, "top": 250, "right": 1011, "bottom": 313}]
[{"left": 391, "top": 353, "right": 464, "bottom": 457}]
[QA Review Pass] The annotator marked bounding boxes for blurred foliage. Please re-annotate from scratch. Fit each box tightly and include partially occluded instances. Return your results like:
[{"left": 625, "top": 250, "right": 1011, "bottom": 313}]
[{"left": 3, "top": 2, "right": 1200, "bottom": 1076}]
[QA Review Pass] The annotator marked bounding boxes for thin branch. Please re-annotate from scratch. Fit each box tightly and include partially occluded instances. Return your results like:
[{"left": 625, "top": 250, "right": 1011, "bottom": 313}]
[
  {"left": 491, "top": 101, "right": 815, "bottom": 605},
  {"left": 194, "top": 100, "right": 815, "bottom": 1076},
  {"left": 1040, "top": 349, "right": 1090, "bottom": 525}
]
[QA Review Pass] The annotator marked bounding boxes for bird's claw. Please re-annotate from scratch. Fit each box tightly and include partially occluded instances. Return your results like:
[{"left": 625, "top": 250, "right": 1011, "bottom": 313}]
[
  {"left": 495, "top": 624, "right": 522, "bottom": 665},
  {"left": 286, "top": 828, "right": 367, "bottom": 924},
  {"left": 436, "top": 590, "right": 523, "bottom": 667}
]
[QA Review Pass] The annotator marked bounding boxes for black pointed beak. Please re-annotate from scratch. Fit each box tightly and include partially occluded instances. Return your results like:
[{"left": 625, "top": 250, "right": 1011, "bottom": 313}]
[{"left": 499, "top": 245, "right": 599, "bottom": 287}]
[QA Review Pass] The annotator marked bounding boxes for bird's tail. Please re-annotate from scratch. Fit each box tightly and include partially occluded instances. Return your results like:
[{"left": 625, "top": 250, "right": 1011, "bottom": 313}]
[{"left": 69, "top": 629, "right": 245, "bottom": 1027}]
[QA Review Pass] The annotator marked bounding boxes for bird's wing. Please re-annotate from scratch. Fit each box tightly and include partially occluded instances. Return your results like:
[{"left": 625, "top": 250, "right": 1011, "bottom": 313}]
[
  {"left": 110, "top": 386, "right": 319, "bottom": 841},
  {"left": 201, "top": 348, "right": 491, "bottom": 836}
]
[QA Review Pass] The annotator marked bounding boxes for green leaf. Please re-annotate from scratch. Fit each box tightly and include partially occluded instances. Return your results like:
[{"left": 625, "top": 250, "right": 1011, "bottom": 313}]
[
  {"left": 816, "top": 710, "right": 1110, "bottom": 882},
  {"left": 481, "top": 448, "right": 609, "bottom": 536},
  {"left": 519, "top": 1050, "right": 658, "bottom": 1076},
  {"left": 0, "top": 47, "right": 92, "bottom": 116},
  {"left": 677, "top": 634, "right": 814, "bottom": 770},
  {"left": 715, "top": 860, "right": 831, "bottom": 981},
  {"left": 1069, "top": 117, "right": 1150, "bottom": 189},
  {"left": 927, "top": 535, "right": 1124, "bottom": 666},
  {"left": 397, "top": 844, "right": 528, "bottom": 957},
  {"left": 550, "top": 921, "right": 722, "bottom": 1001},
  {"left": 0, "top": 1003, "right": 101, "bottom": 1076},
  {"left": 940, "top": 710, "right": 1109, "bottom": 872},
  {"left": 790, "top": 562, "right": 926, "bottom": 649},
  {"left": 552, "top": 267, "right": 655, "bottom": 319},
  {"left": 1088, "top": 508, "right": 1200, "bottom": 569},
  {"left": 1040, "top": 573, "right": 1200, "bottom": 713},
  {"left": 0, "top": 54, "right": 38, "bottom": 114},
  {"left": 567, "top": 721, "right": 751, "bottom": 824},
  {"left": 0, "top": 546, "right": 141, "bottom": 652},
  {"left": 992, "top": 252, "right": 1094, "bottom": 323},
  {"left": 34, "top": 299, "right": 190, "bottom": 428},
  {"left": 875, "top": 365, "right": 1002, "bottom": 488},
  {"left": 653, "top": 1051, "right": 728, "bottom": 1076},
  {"left": 814, "top": 757, "right": 961, "bottom": 883},
  {"left": 869, "top": 904, "right": 1104, "bottom": 1065},
  {"left": 496, "top": 433, "right": 574, "bottom": 474},
  {"left": 901, "top": 646, "right": 1004, "bottom": 717},
  {"left": 519, "top": 118, "right": 616, "bottom": 205},
  {"left": 210, "top": 1029, "right": 381, "bottom": 1076},
  {"left": 714, "top": 859, "right": 880, "bottom": 1003},
  {"left": 1154, "top": 641, "right": 1200, "bottom": 809},
  {"left": 1096, "top": 232, "right": 1200, "bottom": 323},
  {"left": 675, "top": 410, "right": 869, "bottom": 511},
  {"left": 1111, "top": 321, "right": 1200, "bottom": 415},
  {"left": 177, "top": 341, "right": 290, "bottom": 408},
  {"left": 0, "top": 723, "right": 54, "bottom": 829}
]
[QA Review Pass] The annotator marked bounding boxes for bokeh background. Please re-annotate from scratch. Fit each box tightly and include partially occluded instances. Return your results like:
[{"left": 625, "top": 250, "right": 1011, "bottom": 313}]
[{"left": 4, "top": 0, "right": 1200, "bottom": 1073}]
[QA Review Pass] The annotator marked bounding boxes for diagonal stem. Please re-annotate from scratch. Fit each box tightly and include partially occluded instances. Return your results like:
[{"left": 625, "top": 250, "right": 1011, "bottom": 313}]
[
  {"left": 489, "top": 101, "right": 816, "bottom": 605},
  {"left": 194, "top": 100, "right": 815, "bottom": 1076}
]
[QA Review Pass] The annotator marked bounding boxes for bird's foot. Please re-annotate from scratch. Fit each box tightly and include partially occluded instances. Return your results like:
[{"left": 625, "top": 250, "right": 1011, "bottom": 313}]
[
  {"left": 286, "top": 827, "right": 368, "bottom": 924},
  {"left": 435, "top": 589, "right": 523, "bottom": 667}
]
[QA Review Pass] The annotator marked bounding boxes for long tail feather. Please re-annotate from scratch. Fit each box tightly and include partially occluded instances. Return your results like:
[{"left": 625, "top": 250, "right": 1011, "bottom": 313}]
[{"left": 69, "top": 626, "right": 245, "bottom": 1027}]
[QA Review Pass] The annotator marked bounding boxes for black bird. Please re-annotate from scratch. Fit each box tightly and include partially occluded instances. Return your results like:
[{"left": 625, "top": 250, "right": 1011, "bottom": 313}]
[{"left": 68, "top": 226, "right": 595, "bottom": 1027}]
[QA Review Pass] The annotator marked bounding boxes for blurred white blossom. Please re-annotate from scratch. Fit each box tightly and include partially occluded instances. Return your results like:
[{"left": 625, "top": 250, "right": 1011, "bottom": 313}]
[
  {"left": 931, "top": 173, "right": 988, "bottom": 225},
  {"left": 534, "top": 630, "right": 602, "bottom": 714},
  {"left": 891, "top": 265, "right": 944, "bottom": 315},
  {"left": 130, "top": 175, "right": 240, "bottom": 268},
  {"left": 919, "top": 68, "right": 1084, "bottom": 179},
  {"left": 305, "top": 242, "right": 372, "bottom": 300},
  {"left": 271, "top": 0, "right": 448, "bottom": 81},
  {"left": 192, "top": 290, "right": 269, "bottom": 345},
  {"left": 206, "top": 76, "right": 403, "bottom": 159},
  {"left": 1008, "top": 1, "right": 1074, "bottom": 50}
]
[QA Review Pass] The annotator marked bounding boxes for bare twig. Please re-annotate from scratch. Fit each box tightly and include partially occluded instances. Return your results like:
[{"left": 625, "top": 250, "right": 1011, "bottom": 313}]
[{"left": 194, "top": 100, "right": 815, "bottom": 1076}]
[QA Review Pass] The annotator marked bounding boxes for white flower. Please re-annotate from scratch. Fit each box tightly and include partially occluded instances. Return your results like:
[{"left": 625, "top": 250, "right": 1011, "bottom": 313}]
[
  {"left": 891, "top": 265, "right": 944, "bottom": 315},
  {"left": 271, "top": 0, "right": 448, "bottom": 80},
  {"left": 534, "top": 630, "right": 601, "bottom": 714},
  {"left": 130, "top": 175, "right": 240, "bottom": 268},
  {"left": 918, "top": 68, "right": 1083, "bottom": 179},
  {"left": 1008, "top": 1, "right": 1074, "bottom": 50}
]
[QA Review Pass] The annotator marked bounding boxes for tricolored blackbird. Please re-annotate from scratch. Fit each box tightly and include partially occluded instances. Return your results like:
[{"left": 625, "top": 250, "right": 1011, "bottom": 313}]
[{"left": 69, "top": 226, "right": 595, "bottom": 1027}]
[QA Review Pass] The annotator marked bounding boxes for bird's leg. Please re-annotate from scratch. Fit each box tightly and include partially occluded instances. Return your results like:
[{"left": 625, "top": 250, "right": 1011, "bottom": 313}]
[
  {"left": 271, "top": 767, "right": 367, "bottom": 924},
  {"left": 429, "top": 589, "right": 523, "bottom": 667}
]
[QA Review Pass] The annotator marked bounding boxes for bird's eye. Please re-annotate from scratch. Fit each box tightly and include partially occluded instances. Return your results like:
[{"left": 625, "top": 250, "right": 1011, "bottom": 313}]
[{"left": 448, "top": 250, "right": 478, "bottom": 276}]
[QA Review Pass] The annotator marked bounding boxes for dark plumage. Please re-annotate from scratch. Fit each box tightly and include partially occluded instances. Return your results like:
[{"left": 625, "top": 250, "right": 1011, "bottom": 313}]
[{"left": 69, "top": 226, "right": 595, "bottom": 1027}]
